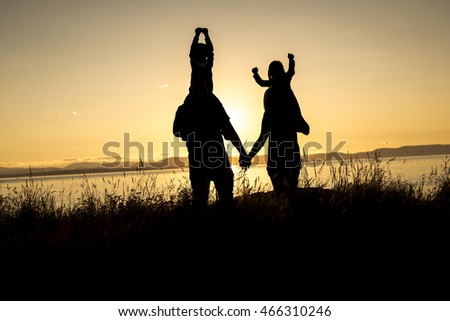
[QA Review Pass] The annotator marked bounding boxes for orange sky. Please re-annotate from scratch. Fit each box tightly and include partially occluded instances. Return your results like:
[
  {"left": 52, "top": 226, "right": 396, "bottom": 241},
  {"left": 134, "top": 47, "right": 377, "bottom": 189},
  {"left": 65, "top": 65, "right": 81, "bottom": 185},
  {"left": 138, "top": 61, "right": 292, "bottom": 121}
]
[{"left": 1, "top": 0, "right": 449, "bottom": 167}]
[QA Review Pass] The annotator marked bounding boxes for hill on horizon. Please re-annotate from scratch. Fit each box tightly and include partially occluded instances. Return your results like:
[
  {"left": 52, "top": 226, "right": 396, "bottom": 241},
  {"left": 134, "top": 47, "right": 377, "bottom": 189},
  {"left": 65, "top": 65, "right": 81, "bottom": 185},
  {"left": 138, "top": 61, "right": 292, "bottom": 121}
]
[
  {"left": 1, "top": 143, "right": 449, "bottom": 179},
  {"left": 303, "top": 144, "right": 450, "bottom": 162}
]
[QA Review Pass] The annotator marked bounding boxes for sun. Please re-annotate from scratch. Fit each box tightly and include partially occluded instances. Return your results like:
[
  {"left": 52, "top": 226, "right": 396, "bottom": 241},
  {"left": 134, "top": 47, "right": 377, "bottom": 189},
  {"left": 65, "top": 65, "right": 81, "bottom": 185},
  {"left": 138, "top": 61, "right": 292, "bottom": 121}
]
[
  {"left": 219, "top": 93, "right": 262, "bottom": 143},
  {"left": 227, "top": 107, "right": 244, "bottom": 129},
  {"left": 221, "top": 98, "right": 252, "bottom": 133}
]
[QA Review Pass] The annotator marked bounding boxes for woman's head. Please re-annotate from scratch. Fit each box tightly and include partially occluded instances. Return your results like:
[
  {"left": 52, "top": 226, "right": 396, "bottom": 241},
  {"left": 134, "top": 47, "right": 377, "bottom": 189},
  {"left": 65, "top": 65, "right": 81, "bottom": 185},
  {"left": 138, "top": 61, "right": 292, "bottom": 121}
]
[{"left": 268, "top": 60, "right": 285, "bottom": 80}]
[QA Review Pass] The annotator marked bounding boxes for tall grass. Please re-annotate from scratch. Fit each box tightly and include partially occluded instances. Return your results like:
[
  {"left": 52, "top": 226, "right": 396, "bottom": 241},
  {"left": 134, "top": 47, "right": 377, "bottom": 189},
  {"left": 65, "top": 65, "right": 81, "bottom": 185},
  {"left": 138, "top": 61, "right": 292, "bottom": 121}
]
[
  {"left": 0, "top": 154, "right": 448, "bottom": 220},
  {"left": 1, "top": 155, "right": 448, "bottom": 302},
  {"left": 0, "top": 154, "right": 448, "bottom": 278}
]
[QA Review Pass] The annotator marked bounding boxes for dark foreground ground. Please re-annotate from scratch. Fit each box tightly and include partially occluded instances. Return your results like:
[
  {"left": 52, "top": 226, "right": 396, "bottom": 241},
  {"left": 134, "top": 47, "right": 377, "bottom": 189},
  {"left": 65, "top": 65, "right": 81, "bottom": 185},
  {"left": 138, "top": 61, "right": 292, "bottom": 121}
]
[{"left": 1, "top": 188, "right": 449, "bottom": 301}]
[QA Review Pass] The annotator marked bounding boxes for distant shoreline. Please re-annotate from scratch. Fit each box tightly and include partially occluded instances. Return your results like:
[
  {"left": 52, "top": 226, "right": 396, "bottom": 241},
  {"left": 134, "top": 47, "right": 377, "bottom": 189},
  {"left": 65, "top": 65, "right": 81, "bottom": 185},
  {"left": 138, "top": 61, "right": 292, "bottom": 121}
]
[{"left": 1, "top": 144, "right": 449, "bottom": 179}]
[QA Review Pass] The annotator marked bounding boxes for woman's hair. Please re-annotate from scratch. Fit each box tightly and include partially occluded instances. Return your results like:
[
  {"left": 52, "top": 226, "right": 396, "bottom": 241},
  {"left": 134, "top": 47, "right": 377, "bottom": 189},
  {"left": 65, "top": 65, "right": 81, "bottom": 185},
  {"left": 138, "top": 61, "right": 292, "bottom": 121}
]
[{"left": 268, "top": 60, "right": 285, "bottom": 79}]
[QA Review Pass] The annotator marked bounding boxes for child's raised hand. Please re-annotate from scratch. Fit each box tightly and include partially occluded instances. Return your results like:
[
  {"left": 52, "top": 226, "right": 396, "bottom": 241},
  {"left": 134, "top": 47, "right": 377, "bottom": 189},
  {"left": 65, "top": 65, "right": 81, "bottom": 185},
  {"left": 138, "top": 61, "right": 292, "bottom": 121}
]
[
  {"left": 195, "top": 27, "right": 202, "bottom": 35},
  {"left": 202, "top": 28, "right": 209, "bottom": 35},
  {"left": 252, "top": 67, "right": 258, "bottom": 74},
  {"left": 288, "top": 53, "right": 294, "bottom": 60}
]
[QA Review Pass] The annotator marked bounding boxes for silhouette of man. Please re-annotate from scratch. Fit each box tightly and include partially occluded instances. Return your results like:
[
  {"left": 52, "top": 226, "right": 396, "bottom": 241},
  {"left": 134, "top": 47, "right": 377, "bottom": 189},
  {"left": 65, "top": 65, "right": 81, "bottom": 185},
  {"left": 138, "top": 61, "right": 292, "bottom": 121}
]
[
  {"left": 174, "top": 28, "right": 248, "bottom": 209},
  {"left": 174, "top": 32, "right": 248, "bottom": 209}
]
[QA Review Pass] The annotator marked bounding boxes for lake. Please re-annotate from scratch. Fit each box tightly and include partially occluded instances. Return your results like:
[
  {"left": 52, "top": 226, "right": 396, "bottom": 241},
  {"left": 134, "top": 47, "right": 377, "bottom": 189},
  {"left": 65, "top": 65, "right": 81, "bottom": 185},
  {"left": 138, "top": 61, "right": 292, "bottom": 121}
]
[{"left": 0, "top": 154, "right": 448, "bottom": 203}]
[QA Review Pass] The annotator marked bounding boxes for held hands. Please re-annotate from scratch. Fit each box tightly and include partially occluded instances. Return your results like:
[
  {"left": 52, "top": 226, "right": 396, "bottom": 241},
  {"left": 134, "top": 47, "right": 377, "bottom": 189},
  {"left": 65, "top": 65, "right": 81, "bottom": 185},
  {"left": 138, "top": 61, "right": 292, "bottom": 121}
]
[
  {"left": 239, "top": 153, "right": 252, "bottom": 170},
  {"left": 288, "top": 53, "right": 294, "bottom": 60},
  {"left": 252, "top": 67, "right": 258, "bottom": 74}
]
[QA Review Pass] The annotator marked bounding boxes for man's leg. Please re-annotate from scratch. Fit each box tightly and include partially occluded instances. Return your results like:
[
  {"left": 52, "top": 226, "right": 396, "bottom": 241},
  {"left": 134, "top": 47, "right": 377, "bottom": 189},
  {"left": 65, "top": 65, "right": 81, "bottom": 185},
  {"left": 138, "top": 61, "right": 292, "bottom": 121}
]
[
  {"left": 212, "top": 166, "right": 234, "bottom": 208},
  {"left": 189, "top": 167, "right": 210, "bottom": 209}
]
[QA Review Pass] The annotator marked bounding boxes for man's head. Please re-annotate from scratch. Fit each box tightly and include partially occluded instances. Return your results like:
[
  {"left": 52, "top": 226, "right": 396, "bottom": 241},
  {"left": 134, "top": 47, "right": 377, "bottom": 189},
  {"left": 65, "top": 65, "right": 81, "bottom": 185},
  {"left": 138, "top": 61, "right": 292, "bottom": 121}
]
[{"left": 190, "top": 79, "right": 209, "bottom": 95}]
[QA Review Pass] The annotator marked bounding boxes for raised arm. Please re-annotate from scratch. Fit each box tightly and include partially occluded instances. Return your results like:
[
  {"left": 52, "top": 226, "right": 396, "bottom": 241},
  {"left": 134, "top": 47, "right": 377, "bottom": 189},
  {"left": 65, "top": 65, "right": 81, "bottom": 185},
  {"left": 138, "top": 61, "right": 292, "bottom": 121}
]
[
  {"left": 189, "top": 28, "right": 202, "bottom": 59},
  {"left": 202, "top": 28, "right": 214, "bottom": 53},
  {"left": 252, "top": 67, "right": 271, "bottom": 87},
  {"left": 202, "top": 28, "right": 214, "bottom": 68},
  {"left": 287, "top": 53, "right": 295, "bottom": 77}
]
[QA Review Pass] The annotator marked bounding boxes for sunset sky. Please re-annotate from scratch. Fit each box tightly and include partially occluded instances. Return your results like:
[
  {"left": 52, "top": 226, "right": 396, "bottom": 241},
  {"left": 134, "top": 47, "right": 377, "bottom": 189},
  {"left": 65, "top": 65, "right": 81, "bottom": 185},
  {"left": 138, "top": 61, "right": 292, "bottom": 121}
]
[{"left": 1, "top": 0, "right": 449, "bottom": 167}]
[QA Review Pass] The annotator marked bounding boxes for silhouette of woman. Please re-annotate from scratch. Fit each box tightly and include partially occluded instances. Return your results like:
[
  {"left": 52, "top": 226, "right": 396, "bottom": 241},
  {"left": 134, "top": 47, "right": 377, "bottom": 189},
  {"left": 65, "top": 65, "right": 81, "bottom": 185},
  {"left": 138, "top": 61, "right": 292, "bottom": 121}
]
[{"left": 241, "top": 53, "right": 309, "bottom": 195}]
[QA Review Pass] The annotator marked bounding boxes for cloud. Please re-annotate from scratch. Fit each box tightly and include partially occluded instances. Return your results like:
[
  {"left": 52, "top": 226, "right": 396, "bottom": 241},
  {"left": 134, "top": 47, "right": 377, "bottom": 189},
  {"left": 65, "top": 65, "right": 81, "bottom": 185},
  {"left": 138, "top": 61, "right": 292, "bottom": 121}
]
[
  {"left": 56, "top": 111, "right": 83, "bottom": 117},
  {"left": 158, "top": 84, "right": 169, "bottom": 89}
]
